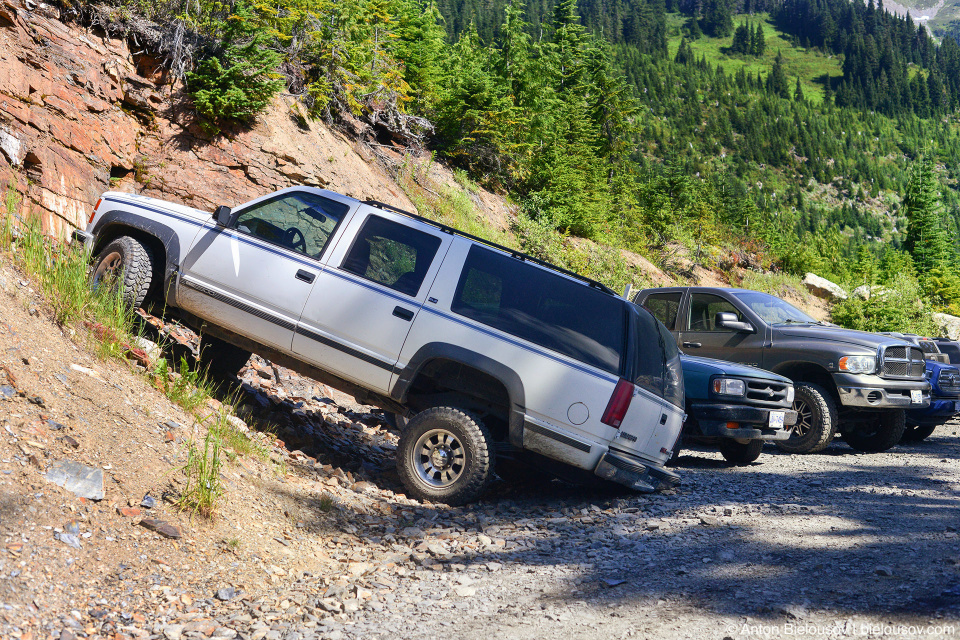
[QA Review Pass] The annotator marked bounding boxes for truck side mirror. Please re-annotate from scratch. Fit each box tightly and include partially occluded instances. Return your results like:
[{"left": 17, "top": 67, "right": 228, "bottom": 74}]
[
  {"left": 213, "top": 205, "right": 232, "bottom": 227},
  {"left": 716, "top": 311, "right": 755, "bottom": 333}
]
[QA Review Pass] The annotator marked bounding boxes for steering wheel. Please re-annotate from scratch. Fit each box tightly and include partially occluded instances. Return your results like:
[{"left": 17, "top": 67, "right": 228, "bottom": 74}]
[{"left": 283, "top": 227, "right": 307, "bottom": 253}]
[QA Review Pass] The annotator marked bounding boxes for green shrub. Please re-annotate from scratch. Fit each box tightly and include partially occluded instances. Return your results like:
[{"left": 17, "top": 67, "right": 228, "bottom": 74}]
[{"left": 831, "top": 273, "right": 936, "bottom": 335}]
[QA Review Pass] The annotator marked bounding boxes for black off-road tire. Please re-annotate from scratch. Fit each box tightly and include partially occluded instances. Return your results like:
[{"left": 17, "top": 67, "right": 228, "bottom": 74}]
[
  {"left": 841, "top": 409, "right": 906, "bottom": 452},
  {"left": 198, "top": 335, "right": 251, "bottom": 379},
  {"left": 90, "top": 236, "right": 154, "bottom": 310},
  {"left": 900, "top": 422, "right": 937, "bottom": 443},
  {"left": 718, "top": 438, "right": 764, "bottom": 465},
  {"left": 396, "top": 407, "right": 494, "bottom": 506},
  {"left": 776, "top": 382, "right": 838, "bottom": 454}
]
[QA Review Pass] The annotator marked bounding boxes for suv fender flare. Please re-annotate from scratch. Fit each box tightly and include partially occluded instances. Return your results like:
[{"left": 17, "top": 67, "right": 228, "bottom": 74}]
[
  {"left": 91, "top": 211, "right": 183, "bottom": 305},
  {"left": 391, "top": 342, "right": 526, "bottom": 447}
]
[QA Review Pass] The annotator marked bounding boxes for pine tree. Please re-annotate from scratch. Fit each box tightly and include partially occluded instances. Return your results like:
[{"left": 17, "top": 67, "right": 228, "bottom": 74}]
[
  {"left": 731, "top": 22, "right": 750, "bottom": 54},
  {"left": 903, "top": 155, "right": 949, "bottom": 273},
  {"left": 766, "top": 51, "right": 789, "bottom": 98},
  {"left": 752, "top": 22, "right": 766, "bottom": 56},
  {"left": 794, "top": 76, "right": 805, "bottom": 101}
]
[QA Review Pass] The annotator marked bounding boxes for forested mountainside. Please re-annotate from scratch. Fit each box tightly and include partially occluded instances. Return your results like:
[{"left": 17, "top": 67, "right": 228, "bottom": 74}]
[{"left": 23, "top": 0, "right": 960, "bottom": 331}]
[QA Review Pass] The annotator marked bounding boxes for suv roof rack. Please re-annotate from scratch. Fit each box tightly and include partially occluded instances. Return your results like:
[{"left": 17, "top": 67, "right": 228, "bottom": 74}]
[{"left": 363, "top": 200, "right": 616, "bottom": 295}]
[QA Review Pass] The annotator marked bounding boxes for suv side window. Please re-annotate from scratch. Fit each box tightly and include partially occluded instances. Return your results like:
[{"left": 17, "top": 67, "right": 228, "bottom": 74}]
[
  {"left": 687, "top": 293, "right": 744, "bottom": 332},
  {"left": 235, "top": 191, "right": 348, "bottom": 259},
  {"left": 644, "top": 292, "right": 682, "bottom": 330},
  {"left": 452, "top": 246, "right": 625, "bottom": 374},
  {"left": 341, "top": 215, "right": 442, "bottom": 296}
]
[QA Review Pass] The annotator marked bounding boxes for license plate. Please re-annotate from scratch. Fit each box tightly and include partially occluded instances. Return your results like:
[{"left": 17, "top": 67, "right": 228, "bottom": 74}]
[
  {"left": 911, "top": 389, "right": 923, "bottom": 404},
  {"left": 768, "top": 411, "right": 785, "bottom": 429}
]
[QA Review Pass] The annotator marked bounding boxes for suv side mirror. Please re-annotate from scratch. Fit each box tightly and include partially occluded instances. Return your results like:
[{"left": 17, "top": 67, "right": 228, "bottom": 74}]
[
  {"left": 213, "top": 205, "right": 233, "bottom": 227},
  {"left": 716, "top": 311, "right": 755, "bottom": 333}
]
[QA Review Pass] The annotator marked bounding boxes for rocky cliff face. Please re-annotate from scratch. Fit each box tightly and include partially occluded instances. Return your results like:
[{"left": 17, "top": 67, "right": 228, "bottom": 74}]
[{"left": 0, "top": 0, "right": 417, "bottom": 237}]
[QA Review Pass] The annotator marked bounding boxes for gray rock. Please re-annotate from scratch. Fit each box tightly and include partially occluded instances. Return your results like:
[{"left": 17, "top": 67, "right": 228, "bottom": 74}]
[
  {"left": 700, "top": 515, "right": 719, "bottom": 526},
  {"left": 216, "top": 587, "right": 236, "bottom": 601},
  {"left": 46, "top": 460, "right": 104, "bottom": 500},
  {"left": 875, "top": 566, "right": 894, "bottom": 576},
  {"left": 935, "top": 313, "right": 960, "bottom": 340},
  {"left": 803, "top": 273, "right": 848, "bottom": 301},
  {"left": 0, "top": 127, "right": 24, "bottom": 166},
  {"left": 55, "top": 533, "right": 82, "bottom": 549},
  {"left": 400, "top": 527, "right": 424, "bottom": 538},
  {"left": 163, "top": 624, "right": 185, "bottom": 640}
]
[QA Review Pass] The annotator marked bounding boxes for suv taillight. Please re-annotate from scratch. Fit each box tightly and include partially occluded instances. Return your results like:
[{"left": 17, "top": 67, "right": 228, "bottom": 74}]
[{"left": 601, "top": 378, "right": 635, "bottom": 428}]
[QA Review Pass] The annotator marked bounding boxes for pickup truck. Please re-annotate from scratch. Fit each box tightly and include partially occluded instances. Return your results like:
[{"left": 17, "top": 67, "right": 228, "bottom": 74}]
[
  {"left": 73, "top": 187, "right": 686, "bottom": 504},
  {"left": 634, "top": 287, "right": 931, "bottom": 454},
  {"left": 676, "top": 354, "right": 796, "bottom": 464}
]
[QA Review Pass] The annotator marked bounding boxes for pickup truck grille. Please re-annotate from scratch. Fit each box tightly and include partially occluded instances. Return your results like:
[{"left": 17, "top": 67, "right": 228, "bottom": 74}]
[
  {"left": 880, "top": 346, "right": 925, "bottom": 379},
  {"left": 938, "top": 367, "right": 960, "bottom": 395},
  {"left": 745, "top": 380, "right": 792, "bottom": 408}
]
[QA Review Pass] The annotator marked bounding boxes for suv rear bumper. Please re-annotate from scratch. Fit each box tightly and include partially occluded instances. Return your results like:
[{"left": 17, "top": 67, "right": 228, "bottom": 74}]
[
  {"left": 834, "top": 374, "right": 931, "bottom": 408},
  {"left": 689, "top": 403, "right": 797, "bottom": 441},
  {"left": 595, "top": 448, "right": 680, "bottom": 492}
]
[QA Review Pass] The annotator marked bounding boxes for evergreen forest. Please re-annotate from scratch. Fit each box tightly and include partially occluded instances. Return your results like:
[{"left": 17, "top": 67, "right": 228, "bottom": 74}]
[{"left": 87, "top": 0, "right": 960, "bottom": 331}]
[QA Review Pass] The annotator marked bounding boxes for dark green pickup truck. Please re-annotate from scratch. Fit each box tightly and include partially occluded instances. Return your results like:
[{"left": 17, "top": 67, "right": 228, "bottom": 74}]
[{"left": 635, "top": 287, "right": 931, "bottom": 453}]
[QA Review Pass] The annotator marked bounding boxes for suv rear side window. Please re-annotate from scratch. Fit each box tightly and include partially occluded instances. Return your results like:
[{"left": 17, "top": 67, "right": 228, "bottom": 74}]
[
  {"left": 341, "top": 215, "right": 442, "bottom": 296},
  {"left": 452, "top": 246, "right": 624, "bottom": 374},
  {"left": 644, "top": 292, "right": 682, "bottom": 330}
]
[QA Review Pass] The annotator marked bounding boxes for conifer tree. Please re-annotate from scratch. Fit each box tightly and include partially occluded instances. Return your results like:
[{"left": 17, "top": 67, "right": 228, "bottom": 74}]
[
  {"left": 752, "top": 22, "right": 766, "bottom": 56},
  {"left": 903, "top": 156, "right": 949, "bottom": 273},
  {"left": 794, "top": 76, "right": 805, "bottom": 101}
]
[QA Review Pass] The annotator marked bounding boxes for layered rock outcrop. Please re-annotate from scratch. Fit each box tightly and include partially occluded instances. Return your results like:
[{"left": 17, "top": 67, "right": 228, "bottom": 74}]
[{"left": 0, "top": 0, "right": 414, "bottom": 238}]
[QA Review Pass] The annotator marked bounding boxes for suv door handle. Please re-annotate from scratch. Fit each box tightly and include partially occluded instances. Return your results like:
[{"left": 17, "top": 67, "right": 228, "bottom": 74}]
[
  {"left": 295, "top": 269, "right": 315, "bottom": 283},
  {"left": 682, "top": 341, "right": 702, "bottom": 348},
  {"left": 393, "top": 306, "right": 415, "bottom": 321}
]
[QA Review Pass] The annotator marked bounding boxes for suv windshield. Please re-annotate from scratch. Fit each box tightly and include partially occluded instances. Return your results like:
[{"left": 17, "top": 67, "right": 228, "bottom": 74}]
[{"left": 733, "top": 291, "right": 817, "bottom": 324}]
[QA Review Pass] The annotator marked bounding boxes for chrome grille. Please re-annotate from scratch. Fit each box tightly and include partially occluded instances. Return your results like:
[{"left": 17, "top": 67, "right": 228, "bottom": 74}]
[
  {"left": 937, "top": 367, "right": 960, "bottom": 395},
  {"left": 745, "top": 379, "right": 791, "bottom": 408},
  {"left": 881, "top": 345, "right": 926, "bottom": 379}
]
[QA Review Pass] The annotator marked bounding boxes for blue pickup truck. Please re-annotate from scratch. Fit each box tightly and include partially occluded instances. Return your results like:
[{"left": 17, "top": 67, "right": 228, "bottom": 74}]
[{"left": 676, "top": 354, "right": 798, "bottom": 464}]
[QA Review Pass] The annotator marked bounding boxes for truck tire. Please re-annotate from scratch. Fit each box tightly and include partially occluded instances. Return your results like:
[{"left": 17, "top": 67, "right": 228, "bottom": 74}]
[
  {"left": 90, "top": 235, "right": 154, "bottom": 310},
  {"left": 198, "top": 335, "right": 251, "bottom": 379},
  {"left": 900, "top": 422, "right": 937, "bottom": 443},
  {"left": 397, "top": 407, "right": 494, "bottom": 506},
  {"left": 775, "top": 382, "right": 837, "bottom": 454},
  {"left": 718, "top": 438, "right": 764, "bottom": 465},
  {"left": 841, "top": 409, "right": 906, "bottom": 452}
]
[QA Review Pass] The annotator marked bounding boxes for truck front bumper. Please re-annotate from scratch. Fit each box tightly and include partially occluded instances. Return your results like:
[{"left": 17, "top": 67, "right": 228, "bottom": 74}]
[
  {"left": 907, "top": 397, "right": 960, "bottom": 420},
  {"left": 71, "top": 229, "right": 94, "bottom": 248},
  {"left": 689, "top": 403, "right": 797, "bottom": 441},
  {"left": 594, "top": 447, "right": 680, "bottom": 492},
  {"left": 834, "top": 374, "right": 931, "bottom": 408}
]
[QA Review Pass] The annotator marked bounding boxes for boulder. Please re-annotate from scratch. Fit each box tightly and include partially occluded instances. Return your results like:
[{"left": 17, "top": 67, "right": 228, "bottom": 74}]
[
  {"left": 803, "top": 273, "right": 848, "bottom": 301},
  {"left": 934, "top": 313, "right": 960, "bottom": 340},
  {"left": 852, "top": 284, "right": 890, "bottom": 300}
]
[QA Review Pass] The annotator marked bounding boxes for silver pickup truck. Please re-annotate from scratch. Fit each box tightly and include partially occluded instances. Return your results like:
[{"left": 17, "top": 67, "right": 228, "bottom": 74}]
[{"left": 74, "top": 187, "right": 686, "bottom": 504}]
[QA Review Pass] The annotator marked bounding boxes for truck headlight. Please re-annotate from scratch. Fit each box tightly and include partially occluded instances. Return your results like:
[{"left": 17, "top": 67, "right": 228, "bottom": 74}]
[
  {"left": 713, "top": 378, "right": 746, "bottom": 396},
  {"left": 838, "top": 355, "right": 876, "bottom": 374},
  {"left": 785, "top": 385, "right": 795, "bottom": 404}
]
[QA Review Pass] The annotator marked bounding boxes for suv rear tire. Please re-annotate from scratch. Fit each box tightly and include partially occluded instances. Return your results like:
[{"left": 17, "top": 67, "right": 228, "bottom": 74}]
[
  {"left": 776, "top": 382, "right": 837, "bottom": 454},
  {"left": 90, "top": 236, "right": 154, "bottom": 310},
  {"left": 841, "top": 409, "right": 906, "bottom": 452},
  {"left": 718, "top": 438, "right": 764, "bottom": 465},
  {"left": 396, "top": 407, "right": 494, "bottom": 506}
]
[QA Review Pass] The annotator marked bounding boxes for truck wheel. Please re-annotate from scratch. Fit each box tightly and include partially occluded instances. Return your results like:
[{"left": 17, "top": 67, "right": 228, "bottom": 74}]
[
  {"left": 841, "top": 409, "right": 906, "bottom": 452},
  {"left": 396, "top": 407, "right": 494, "bottom": 506},
  {"left": 718, "top": 438, "right": 764, "bottom": 465},
  {"left": 198, "top": 335, "right": 251, "bottom": 379},
  {"left": 90, "top": 236, "right": 154, "bottom": 310},
  {"left": 775, "top": 382, "right": 837, "bottom": 454},
  {"left": 900, "top": 422, "right": 937, "bottom": 443}
]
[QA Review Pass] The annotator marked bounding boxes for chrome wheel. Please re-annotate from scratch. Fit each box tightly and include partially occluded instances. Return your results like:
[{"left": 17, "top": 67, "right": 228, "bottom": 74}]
[
  {"left": 91, "top": 250, "right": 123, "bottom": 290},
  {"left": 412, "top": 428, "right": 466, "bottom": 488}
]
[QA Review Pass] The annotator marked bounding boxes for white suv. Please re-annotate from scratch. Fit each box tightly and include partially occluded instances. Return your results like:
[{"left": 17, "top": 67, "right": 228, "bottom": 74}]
[{"left": 75, "top": 186, "right": 685, "bottom": 504}]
